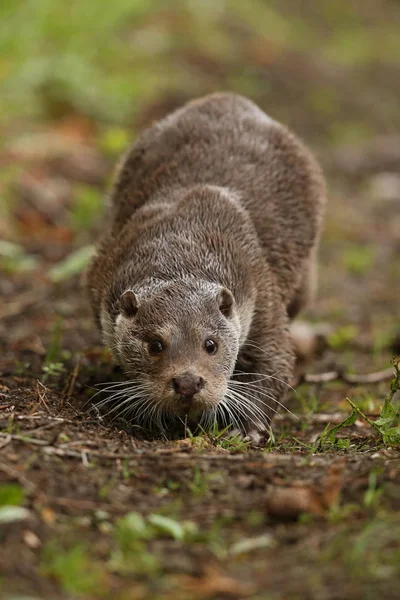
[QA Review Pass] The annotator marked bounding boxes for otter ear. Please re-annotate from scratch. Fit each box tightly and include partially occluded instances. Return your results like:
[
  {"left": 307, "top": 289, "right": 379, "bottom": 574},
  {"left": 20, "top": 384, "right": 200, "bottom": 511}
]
[
  {"left": 218, "top": 287, "right": 234, "bottom": 318},
  {"left": 120, "top": 290, "right": 138, "bottom": 318}
]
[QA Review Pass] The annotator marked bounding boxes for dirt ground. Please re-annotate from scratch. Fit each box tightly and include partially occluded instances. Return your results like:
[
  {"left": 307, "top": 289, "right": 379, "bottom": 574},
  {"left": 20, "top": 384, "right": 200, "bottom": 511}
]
[{"left": 1, "top": 3, "right": 400, "bottom": 599}]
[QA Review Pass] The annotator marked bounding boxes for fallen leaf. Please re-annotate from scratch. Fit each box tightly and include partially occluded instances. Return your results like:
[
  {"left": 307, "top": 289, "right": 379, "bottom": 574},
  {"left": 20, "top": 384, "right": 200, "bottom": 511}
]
[
  {"left": 12, "top": 335, "right": 46, "bottom": 355},
  {"left": 229, "top": 534, "right": 275, "bottom": 555},
  {"left": 40, "top": 507, "right": 56, "bottom": 526},
  {"left": 48, "top": 245, "right": 95, "bottom": 282},
  {"left": 147, "top": 514, "right": 187, "bottom": 541},
  {"left": 23, "top": 529, "right": 41, "bottom": 549},
  {"left": 265, "top": 461, "right": 344, "bottom": 519},
  {"left": 0, "top": 506, "right": 31, "bottom": 524},
  {"left": 174, "top": 565, "right": 255, "bottom": 597}
]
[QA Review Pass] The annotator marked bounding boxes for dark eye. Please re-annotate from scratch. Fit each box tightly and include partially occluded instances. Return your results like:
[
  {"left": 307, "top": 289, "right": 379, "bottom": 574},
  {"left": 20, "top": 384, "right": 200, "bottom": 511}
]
[
  {"left": 149, "top": 340, "right": 164, "bottom": 355},
  {"left": 204, "top": 339, "right": 218, "bottom": 355}
]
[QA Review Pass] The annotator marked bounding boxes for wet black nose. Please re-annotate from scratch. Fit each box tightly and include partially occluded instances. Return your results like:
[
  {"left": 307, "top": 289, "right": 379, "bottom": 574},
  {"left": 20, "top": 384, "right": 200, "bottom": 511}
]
[{"left": 172, "top": 373, "right": 204, "bottom": 398}]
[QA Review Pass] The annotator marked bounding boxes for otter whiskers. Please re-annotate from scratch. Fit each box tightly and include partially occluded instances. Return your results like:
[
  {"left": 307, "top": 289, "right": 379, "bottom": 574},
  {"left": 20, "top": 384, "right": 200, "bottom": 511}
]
[
  {"left": 92, "top": 379, "right": 173, "bottom": 437},
  {"left": 225, "top": 388, "right": 270, "bottom": 430},
  {"left": 229, "top": 378, "right": 298, "bottom": 420},
  {"left": 232, "top": 370, "right": 297, "bottom": 395}
]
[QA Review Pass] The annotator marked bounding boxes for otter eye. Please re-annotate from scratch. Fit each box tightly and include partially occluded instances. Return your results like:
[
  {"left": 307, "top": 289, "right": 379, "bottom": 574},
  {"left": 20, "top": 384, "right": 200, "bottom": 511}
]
[
  {"left": 204, "top": 339, "right": 217, "bottom": 355},
  {"left": 149, "top": 340, "right": 164, "bottom": 355}
]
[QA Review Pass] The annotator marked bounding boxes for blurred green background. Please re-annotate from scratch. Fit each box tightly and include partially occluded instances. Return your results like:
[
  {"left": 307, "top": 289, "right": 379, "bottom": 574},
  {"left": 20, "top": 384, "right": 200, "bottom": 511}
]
[{"left": 1, "top": 0, "right": 400, "bottom": 144}]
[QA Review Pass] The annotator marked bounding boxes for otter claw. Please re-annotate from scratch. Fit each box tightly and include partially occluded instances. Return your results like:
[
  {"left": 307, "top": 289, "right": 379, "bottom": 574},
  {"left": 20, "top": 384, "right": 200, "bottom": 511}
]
[
  {"left": 224, "top": 427, "right": 268, "bottom": 447},
  {"left": 245, "top": 429, "right": 268, "bottom": 447}
]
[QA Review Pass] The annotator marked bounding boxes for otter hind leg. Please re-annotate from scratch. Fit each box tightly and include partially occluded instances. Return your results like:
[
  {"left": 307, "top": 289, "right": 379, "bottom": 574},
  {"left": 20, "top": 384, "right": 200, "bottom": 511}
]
[{"left": 288, "top": 247, "right": 331, "bottom": 361}]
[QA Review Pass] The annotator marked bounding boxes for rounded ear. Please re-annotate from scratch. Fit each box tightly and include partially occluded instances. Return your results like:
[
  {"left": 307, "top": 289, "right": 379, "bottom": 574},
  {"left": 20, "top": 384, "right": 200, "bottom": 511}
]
[
  {"left": 120, "top": 290, "right": 138, "bottom": 318},
  {"left": 218, "top": 287, "right": 234, "bottom": 318}
]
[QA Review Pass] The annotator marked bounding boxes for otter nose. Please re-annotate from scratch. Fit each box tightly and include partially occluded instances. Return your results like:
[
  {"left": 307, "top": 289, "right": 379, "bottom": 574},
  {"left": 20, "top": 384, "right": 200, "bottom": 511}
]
[{"left": 172, "top": 373, "right": 204, "bottom": 398}]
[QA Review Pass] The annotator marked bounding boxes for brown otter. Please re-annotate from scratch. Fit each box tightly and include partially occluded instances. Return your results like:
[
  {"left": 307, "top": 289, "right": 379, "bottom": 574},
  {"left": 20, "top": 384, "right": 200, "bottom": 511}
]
[{"left": 86, "top": 92, "right": 326, "bottom": 441}]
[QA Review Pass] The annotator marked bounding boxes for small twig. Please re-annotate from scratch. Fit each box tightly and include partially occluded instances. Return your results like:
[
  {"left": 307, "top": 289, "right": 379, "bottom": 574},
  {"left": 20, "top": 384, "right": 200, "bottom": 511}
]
[
  {"left": 16, "top": 415, "right": 66, "bottom": 421},
  {"left": 81, "top": 451, "right": 89, "bottom": 467},
  {"left": 0, "top": 432, "right": 49, "bottom": 446},
  {"left": 58, "top": 440, "right": 100, "bottom": 448},
  {"left": 24, "top": 421, "right": 65, "bottom": 436},
  {"left": 301, "top": 366, "right": 395, "bottom": 385},
  {"left": 63, "top": 361, "right": 80, "bottom": 399},
  {"left": 51, "top": 496, "right": 118, "bottom": 511},
  {"left": 41, "top": 446, "right": 139, "bottom": 460},
  {"left": 41, "top": 446, "right": 83, "bottom": 458},
  {"left": 35, "top": 380, "right": 50, "bottom": 412}
]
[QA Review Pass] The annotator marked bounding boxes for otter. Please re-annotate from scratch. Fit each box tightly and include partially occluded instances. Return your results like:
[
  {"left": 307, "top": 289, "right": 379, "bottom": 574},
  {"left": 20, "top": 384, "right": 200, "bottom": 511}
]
[{"left": 86, "top": 92, "right": 326, "bottom": 442}]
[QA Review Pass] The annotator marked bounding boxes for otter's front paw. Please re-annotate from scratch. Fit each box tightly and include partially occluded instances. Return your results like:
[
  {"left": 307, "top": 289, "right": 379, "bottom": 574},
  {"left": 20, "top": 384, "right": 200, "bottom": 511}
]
[{"left": 224, "top": 427, "right": 268, "bottom": 448}]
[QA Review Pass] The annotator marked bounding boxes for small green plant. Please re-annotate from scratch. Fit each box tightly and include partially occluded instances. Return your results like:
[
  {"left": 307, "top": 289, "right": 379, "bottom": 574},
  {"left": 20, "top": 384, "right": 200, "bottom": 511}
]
[
  {"left": 166, "top": 479, "right": 180, "bottom": 491},
  {"left": 327, "top": 325, "right": 358, "bottom": 350},
  {"left": 350, "top": 392, "right": 377, "bottom": 414},
  {"left": 373, "top": 327, "right": 397, "bottom": 354},
  {"left": 245, "top": 511, "right": 265, "bottom": 528},
  {"left": 342, "top": 245, "right": 374, "bottom": 276},
  {"left": 41, "top": 542, "right": 106, "bottom": 597},
  {"left": 110, "top": 511, "right": 197, "bottom": 575},
  {"left": 13, "top": 360, "right": 31, "bottom": 376},
  {"left": 98, "top": 476, "right": 118, "bottom": 500},
  {"left": 363, "top": 469, "right": 384, "bottom": 509},
  {"left": 120, "top": 459, "right": 136, "bottom": 480},
  {"left": 42, "top": 362, "right": 66, "bottom": 378},
  {"left": 316, "top": 358, "right": 400, "bottom": 449},
  {"left": 215, "top": 435, "right": 251, "bottom": 451},
  {"left": 188, "top": 466, "right": 209, "bottom": 497},
  {"left": 323, "top": 516, "right": 400, "bottom": 580},
  {"left": 0, "top": 484, "right": 25, "bottom": 507},
  {"left": 209, "top": 424, "right": 251, "bottom": 451},
  {"left": 99, "top": 127, "right": 130, "bottom": 156},
  {"left": 42, "top": 318, "right": 69, "bottom": 381},
  {"left": 314, "top": 410, "right": 356, "bottom": 451},
  {"left": 188, "top": 421, "right": 251, "bottom": 451},
  {"left": 190, "top": 515, "right": 235, "bottom": 558},
  {"left": 69, "top": 185, "right": 103, "bottom": 232},
  {"left": 2, "top": 416, "right": 18, "bottom": 435},
  {"left": 185, "top": 427, "right": 212, "bottom": 449},
  {"left": 44, "top": 318, "right": 64, "bottom": 365},
  {"left": 48, "top": 245, "right": 95, "bottom": 283},
  {"left": 0, "top": 239, "right": 39, "bottom": 273},
  {"left": 346, "top": 358, "right": 400, "bottom": 446},
  {"left": 297, "top": 390, "right": 320, "bottom": 416}
]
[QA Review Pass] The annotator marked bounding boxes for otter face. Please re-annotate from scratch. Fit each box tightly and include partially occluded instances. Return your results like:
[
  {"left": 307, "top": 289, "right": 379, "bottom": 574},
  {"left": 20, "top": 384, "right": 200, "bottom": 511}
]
[{"left": 103, "top": 282, "right": 241, "bottom": 431}]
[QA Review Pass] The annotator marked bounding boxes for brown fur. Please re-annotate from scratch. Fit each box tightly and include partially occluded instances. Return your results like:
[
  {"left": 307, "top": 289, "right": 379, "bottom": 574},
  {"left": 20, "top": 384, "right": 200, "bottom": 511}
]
[{"left": 86, "top": 92, "right": 326, "bottom": 438}]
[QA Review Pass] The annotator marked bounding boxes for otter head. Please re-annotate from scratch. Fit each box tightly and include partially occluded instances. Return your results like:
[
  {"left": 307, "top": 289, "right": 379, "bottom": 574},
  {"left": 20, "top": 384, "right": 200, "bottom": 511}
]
[{"left": 102, "top": 280, "right": 241, "bottom": 431}]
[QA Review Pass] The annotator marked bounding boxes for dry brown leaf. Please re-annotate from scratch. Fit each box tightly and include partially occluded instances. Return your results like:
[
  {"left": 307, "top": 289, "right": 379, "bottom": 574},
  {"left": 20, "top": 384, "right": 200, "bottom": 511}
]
[
  {"left": 173, "top": 565, "right": 255, "bottom": 597},
  {"left": 40, "top": 507, "right": 56, "bottom": 526},
  {"left": 23, "top": 529, "right": 41, "bottom": 549},
  {"left": 54, "top": 115, "right": 96, "bottom": 143},
  {"left": 265, "top": 460, "right": 344, "bottom": 519},
  {"left": 12, "top": 335, "right": 46, "bottom": 355}
]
